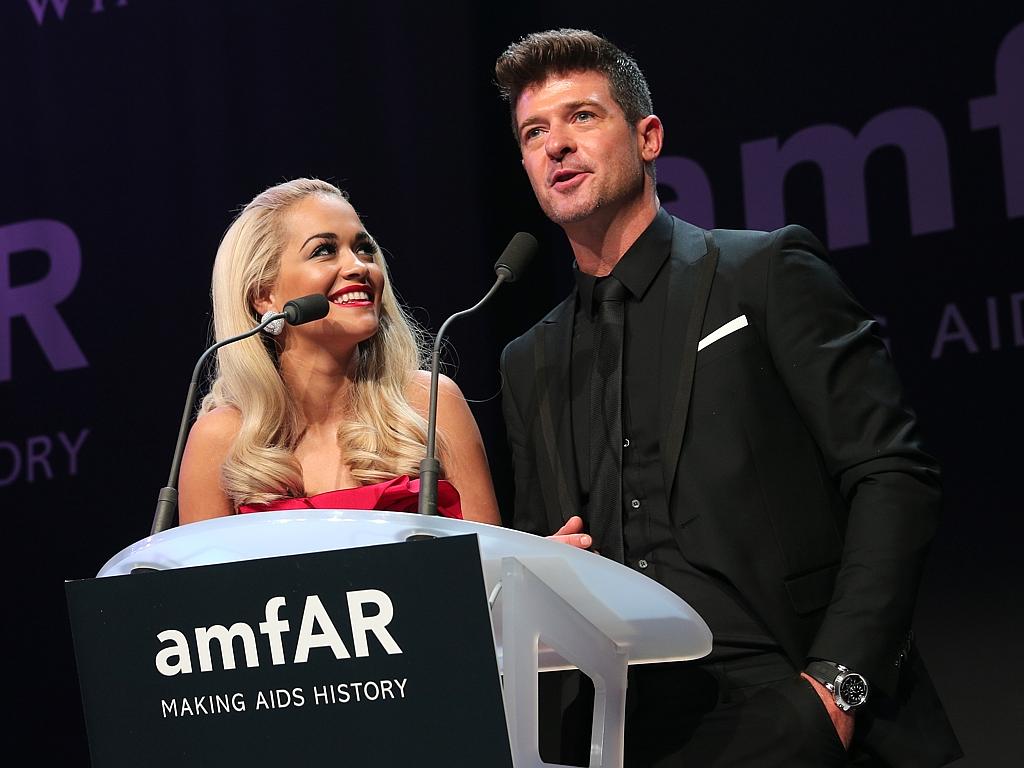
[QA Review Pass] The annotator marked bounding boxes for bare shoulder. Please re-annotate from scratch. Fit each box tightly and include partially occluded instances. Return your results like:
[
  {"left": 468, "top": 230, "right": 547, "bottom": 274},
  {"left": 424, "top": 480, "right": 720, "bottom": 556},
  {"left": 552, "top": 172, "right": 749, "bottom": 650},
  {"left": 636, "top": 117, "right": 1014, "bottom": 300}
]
[
  {"left": 407, "top": 368, "right": 432, "bottom": 401},
  {"left": 183, "top": 406, "right": 242, "bottom": 477},
  {"left": 407, "top": 371, "right": 498, "bottom": 524},
  {"left": 179, "top": 406, "right": 241, "bottom": 524},
  {"left": 406, "top": 370, "right": 465, "bottom": 411},
  {"left": 190, "top": 406, "right": 242, "bottom": 446},
  {"left": 436, "top": 372, "right": 466, "bottom": 400}
]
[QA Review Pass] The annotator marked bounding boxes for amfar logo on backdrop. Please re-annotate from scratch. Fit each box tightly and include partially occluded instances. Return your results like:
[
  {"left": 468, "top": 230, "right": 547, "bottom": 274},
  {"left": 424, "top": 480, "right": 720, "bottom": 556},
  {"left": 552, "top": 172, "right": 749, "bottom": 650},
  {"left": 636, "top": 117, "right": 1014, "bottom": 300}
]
[
  {"left": 657, "top": 22, "right": 1023, "bottom": 361},
  {"left": 0, "top": 219, "right": 87, "bottom": 383},
  {"left": 26, "top": 0, "right": 127, "bottom": 26},
  {"left": 658, "top": 23, "right": 1022, "bottom": 246},
  {"left": 154, "top": 589, "right": 409, "bottom": 721},
  {"left": 155, "top": 590, "right": 402, "bottom": 677},
  {"left": 0, "top": 220, "right": 90, "bottom": 490}
]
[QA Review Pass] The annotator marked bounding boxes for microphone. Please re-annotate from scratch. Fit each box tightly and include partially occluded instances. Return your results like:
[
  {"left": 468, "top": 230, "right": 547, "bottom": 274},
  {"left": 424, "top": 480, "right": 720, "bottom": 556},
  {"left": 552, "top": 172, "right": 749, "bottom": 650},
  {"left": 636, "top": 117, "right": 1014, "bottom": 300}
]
[
  {"left": 148, "top": 294, "right": 329, "bottom": 536},
  {"left": 281, "top": 294, "right": 330, "bottom": 325},
  {"left": 417, "top": 232, "right": 538, "bottom": 517},
  {"left": 493, "top": 231, "right": 536, "bottom": 282}
]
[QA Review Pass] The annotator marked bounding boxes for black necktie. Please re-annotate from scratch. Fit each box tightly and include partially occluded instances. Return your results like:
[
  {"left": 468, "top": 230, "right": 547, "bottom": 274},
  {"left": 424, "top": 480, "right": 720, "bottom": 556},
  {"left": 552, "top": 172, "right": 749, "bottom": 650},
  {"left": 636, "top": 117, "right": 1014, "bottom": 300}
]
[{"left": 589, "top": 275, "right": 627, "bottom": 563}]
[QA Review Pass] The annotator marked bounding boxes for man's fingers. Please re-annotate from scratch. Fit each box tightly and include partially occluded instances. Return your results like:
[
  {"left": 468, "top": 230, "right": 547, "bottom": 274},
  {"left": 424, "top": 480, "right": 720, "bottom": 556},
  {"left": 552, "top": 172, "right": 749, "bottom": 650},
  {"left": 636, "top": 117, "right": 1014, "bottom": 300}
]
[
  {"left": 549, "top": 533, "right": 593, "bottom": 549},
  {"left": 552, "top": 515, "right": 586, "bottom": 536},
  {"left": 547, "top": 517, "right": 592, "bottom": 548}
]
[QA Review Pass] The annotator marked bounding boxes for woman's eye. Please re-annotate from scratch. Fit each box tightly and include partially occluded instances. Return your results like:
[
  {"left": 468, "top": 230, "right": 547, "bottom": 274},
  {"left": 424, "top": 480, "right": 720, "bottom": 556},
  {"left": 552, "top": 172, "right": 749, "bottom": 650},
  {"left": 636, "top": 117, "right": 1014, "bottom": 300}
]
[
  {"left": 311, "top": 242, "right": 336, "bottom": 258},
  {"left": 356, "top": 241, "right": 379, "bottom": 257}
]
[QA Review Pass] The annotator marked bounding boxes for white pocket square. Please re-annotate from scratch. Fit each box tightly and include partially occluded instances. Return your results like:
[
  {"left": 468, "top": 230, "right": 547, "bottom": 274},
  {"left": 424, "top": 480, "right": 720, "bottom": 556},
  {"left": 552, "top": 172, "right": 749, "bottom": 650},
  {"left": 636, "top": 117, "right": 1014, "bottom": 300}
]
[{"left": 698, "top": 315, "right": 748, "bottom": 351}]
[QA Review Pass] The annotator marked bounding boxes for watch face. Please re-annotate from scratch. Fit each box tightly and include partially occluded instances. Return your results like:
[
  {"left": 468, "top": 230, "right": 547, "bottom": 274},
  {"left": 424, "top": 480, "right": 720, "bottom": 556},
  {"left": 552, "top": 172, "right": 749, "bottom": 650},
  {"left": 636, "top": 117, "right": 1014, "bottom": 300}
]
[{"left": 838, "top": 673, "right": 869, "bottom": 707}]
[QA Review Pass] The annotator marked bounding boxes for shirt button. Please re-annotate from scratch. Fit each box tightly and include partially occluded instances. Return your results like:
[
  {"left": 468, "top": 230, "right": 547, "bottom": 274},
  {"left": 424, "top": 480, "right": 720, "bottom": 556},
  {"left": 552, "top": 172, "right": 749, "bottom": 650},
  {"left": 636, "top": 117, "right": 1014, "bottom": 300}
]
[
  {"left": 631, "top": 499, "right": 641, "bottom": 509},
  {"left": 638, "top": 559, "right": 649, "bottom": 569},
  {"left": 623, "top": 437, "right": 630, "bottom": 448}
]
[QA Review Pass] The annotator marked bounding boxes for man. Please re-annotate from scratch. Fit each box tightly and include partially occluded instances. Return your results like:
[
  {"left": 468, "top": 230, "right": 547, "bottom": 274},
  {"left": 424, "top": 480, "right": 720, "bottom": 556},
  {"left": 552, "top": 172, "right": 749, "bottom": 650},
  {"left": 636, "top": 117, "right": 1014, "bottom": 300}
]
[{"left": 496, "top": 29, "right": 961, "bottom": 767}]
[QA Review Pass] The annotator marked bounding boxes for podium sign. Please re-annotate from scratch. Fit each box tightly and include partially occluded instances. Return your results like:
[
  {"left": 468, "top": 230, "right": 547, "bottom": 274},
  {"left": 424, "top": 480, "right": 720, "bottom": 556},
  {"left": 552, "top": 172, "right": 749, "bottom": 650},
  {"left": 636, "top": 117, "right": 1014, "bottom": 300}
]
[{"left": 66, "top": 534, "right": 512, "bottom": 767}]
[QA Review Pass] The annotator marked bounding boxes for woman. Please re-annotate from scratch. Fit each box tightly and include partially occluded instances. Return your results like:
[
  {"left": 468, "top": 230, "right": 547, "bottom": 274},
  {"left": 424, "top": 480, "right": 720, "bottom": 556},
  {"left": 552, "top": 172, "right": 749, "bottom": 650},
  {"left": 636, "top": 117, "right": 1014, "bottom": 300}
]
[{"left": 178, "top": 178, "right": 501, "bottom": 525}]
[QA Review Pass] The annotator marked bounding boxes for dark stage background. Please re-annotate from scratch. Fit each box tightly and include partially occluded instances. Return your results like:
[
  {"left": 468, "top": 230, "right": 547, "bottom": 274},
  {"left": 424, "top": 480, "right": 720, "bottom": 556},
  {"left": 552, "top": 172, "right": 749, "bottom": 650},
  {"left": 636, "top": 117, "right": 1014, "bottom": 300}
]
[{"left": 3, "top": 1, "right": 1021, "bottom": 764}]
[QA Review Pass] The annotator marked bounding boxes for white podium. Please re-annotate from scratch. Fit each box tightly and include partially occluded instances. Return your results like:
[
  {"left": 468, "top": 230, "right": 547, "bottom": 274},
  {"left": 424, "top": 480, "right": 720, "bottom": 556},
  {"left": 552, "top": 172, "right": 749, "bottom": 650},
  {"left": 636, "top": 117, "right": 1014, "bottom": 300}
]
[{"left": 99, "top": 511, "right": 712, "bottom": 768}]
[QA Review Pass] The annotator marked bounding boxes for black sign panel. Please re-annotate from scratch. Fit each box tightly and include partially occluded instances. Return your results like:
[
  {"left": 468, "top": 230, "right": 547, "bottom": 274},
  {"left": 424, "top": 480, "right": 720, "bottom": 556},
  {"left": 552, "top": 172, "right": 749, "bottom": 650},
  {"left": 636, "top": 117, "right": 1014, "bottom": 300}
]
[{"left": 66, "top": 534, "right": 512, "bottom": 767}]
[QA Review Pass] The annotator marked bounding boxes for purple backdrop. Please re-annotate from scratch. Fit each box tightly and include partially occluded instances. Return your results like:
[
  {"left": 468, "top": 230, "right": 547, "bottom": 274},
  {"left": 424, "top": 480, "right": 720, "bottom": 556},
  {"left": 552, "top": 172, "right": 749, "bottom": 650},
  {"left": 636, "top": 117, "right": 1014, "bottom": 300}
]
[{"left": 2, "top": 1, "right": 1020, "bottom": 764}]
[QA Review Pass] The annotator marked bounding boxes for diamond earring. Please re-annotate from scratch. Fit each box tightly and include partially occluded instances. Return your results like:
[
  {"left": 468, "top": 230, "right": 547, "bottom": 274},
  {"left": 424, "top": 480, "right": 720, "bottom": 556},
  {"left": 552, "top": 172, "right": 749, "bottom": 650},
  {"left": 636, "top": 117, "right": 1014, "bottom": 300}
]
[{"left": 260, "top": 310, "right": 285, "bottom": 336}]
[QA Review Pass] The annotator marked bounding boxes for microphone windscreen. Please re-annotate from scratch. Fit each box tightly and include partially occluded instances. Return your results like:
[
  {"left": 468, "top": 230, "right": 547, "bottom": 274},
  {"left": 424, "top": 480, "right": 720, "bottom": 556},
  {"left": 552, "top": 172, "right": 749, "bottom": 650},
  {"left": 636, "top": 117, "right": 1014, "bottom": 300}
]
[
  {"left": 283, "top": 294, "right": 330, "bottom": 325},
  {"left": 493, "top": 232, "right": 538, "bottom": 283}
]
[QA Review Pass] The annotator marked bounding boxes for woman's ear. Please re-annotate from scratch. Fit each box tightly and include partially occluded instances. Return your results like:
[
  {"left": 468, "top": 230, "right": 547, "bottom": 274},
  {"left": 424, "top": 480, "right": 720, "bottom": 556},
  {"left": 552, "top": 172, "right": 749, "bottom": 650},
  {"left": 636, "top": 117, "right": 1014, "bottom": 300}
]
[{"left": 253, "top": 290, "right": 276, "bottom": 317}]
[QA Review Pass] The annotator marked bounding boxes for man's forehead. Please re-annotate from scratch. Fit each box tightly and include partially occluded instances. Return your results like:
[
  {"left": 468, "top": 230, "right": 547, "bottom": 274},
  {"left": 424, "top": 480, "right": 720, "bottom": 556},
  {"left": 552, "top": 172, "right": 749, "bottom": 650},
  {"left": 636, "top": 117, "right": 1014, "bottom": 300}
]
[
  {"left": 520, "top": 69, "right": 612, "bottom": 99},
  {"left": 515, "top": 70, "right": 615, "bottom": 119}
]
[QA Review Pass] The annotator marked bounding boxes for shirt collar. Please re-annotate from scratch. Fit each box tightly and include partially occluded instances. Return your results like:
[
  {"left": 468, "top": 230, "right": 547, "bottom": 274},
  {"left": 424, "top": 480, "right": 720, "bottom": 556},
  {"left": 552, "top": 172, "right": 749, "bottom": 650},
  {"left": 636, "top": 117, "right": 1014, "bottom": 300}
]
[{"left": 574, "top": 207, "right": 674, "bottom": 314}]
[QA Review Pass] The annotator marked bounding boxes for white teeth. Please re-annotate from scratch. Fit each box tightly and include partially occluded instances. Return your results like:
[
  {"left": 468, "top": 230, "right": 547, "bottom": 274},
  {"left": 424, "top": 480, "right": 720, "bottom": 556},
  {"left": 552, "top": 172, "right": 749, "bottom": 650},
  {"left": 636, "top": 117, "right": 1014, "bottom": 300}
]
[{"left": 333, "top": 291, "right": 370, "bottom": 304}]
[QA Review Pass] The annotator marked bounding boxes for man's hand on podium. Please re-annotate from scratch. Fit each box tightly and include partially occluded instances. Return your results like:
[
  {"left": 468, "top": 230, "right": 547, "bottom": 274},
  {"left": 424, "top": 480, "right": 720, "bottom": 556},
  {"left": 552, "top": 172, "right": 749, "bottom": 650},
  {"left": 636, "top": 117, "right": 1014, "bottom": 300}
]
[{"left": 549, "top": 516, "right": 594, "bottom": 550}]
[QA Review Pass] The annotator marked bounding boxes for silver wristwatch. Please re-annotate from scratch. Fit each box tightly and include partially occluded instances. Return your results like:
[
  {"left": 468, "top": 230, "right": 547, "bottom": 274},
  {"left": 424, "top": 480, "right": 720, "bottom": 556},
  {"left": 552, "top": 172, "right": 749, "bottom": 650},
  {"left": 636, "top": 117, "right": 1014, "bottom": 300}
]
[{"left": 805, "top": 660, "right": 869, "bottom": 711}]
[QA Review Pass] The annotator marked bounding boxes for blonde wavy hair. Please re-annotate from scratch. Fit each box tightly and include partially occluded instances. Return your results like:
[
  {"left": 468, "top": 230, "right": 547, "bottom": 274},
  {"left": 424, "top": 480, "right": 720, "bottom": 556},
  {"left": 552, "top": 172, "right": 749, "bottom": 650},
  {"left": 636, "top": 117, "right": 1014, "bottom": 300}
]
[{"left": 201, "top": 178, "right": 443, "bottom": 508}]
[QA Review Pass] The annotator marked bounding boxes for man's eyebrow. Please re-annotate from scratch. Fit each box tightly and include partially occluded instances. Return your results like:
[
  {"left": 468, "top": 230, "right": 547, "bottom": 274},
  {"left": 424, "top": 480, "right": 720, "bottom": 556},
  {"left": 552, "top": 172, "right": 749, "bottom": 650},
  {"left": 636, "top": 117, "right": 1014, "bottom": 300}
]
[
  {"left": 300, "top": 232, "right": 336, "bottom": 250},
  {"left": 517, "top": 99, "right": 604, "bottom": 135},
  {"left": 562, "top": 98, "right": 602, "bottom": 113},
  {"left": 517, "top": 115, "right": 544, "bottom": 135}
]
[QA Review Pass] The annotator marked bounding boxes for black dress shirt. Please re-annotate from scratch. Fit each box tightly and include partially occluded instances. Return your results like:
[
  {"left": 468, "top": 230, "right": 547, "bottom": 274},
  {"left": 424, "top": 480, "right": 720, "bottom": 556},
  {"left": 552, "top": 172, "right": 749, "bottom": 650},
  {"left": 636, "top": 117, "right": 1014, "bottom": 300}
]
[{"left": 571, "top": 207, "right": 778, "bottom": 660}]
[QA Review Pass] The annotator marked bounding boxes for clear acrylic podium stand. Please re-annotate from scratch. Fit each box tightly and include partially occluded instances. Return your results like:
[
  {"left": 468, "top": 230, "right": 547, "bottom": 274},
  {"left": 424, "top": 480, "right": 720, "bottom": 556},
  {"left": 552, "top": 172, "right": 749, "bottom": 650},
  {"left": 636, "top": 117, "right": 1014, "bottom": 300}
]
[{"left": 99, "top": 511, "right": 712, "bottom": 768}]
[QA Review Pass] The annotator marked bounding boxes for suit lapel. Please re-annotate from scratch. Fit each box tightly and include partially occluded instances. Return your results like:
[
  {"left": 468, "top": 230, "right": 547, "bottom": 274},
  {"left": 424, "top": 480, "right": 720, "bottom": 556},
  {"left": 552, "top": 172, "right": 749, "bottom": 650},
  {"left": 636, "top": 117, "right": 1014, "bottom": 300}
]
[
  {"left": 660, "top": 220, "right": 720, "bottom": 502},
  {"left": 530, "top": 218, "right": 719, "bottom": 525},
  {"left": 535, "top": 296, "right": 580, "bottom": 525}
]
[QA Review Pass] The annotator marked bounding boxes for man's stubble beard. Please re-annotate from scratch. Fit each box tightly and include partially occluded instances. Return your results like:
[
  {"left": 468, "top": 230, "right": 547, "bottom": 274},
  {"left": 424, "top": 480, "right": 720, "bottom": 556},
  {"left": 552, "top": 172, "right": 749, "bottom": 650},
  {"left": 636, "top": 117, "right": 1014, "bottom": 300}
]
[{"left": 537, "top": 159, "right": 648, "bottom": 227}]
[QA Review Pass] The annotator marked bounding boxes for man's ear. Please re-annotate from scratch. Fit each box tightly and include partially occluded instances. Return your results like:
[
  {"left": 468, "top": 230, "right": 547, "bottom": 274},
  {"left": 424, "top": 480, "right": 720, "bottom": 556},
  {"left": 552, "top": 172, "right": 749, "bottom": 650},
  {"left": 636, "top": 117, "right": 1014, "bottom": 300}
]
[{"left": 637, "top": 114, "right": 664, "bottom": 162}]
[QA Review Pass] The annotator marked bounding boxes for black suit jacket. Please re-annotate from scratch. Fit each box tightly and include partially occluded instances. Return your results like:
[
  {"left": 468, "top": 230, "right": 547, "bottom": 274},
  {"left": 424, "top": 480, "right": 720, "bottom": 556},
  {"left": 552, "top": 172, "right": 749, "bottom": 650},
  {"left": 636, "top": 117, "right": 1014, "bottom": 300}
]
[{"left": 500, "top": 216, "right": 961, "bottom": 766}]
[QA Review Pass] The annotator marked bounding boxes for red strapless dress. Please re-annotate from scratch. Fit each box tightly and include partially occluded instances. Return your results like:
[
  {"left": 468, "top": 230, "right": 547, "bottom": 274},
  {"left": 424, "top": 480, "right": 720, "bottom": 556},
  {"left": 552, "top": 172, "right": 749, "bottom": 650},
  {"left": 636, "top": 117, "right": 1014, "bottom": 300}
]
[{"left": 237, "top": 475, "right": 463, "bottom": 519}]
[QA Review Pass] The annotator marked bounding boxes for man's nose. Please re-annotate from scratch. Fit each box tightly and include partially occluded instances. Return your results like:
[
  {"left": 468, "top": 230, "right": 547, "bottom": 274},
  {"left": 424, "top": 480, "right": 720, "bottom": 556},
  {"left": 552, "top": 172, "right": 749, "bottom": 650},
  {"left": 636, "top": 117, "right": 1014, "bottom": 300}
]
[{"left": 545, "top": 124, "right": 575, "bottom": 160}]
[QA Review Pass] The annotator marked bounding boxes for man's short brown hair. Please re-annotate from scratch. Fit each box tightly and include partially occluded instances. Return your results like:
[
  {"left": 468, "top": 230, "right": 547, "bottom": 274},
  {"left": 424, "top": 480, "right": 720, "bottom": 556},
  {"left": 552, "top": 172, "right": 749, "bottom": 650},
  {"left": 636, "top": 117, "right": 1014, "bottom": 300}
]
[{"left": 495, "top": 28, "right": 654, "bottom": 141}]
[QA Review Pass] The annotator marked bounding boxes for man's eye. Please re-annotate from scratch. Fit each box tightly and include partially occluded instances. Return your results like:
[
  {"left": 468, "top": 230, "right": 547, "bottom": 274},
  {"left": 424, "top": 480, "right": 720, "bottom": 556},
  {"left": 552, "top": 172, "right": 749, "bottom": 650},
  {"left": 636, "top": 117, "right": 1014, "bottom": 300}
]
[
  {"left": 523, "top": 127, "right": 543, "bottom": 142},
  {"left": 575, "top": 111, "right": 594, "bottom": 123}
]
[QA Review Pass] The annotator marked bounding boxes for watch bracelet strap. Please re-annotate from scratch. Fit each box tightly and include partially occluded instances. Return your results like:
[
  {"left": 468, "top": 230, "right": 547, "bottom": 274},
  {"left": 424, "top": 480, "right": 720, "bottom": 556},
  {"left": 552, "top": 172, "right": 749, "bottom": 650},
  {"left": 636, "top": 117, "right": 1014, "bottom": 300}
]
[{"left": 805, "top": 660, "right": 844, "bottom": 689}]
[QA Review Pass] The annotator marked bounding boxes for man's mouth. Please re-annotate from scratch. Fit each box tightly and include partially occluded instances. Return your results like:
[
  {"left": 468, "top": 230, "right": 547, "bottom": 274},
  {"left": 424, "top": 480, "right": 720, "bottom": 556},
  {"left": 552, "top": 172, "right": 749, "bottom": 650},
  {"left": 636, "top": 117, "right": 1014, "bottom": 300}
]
[{"left": 550, "top": 169, "right": 589, "bottom": 190}]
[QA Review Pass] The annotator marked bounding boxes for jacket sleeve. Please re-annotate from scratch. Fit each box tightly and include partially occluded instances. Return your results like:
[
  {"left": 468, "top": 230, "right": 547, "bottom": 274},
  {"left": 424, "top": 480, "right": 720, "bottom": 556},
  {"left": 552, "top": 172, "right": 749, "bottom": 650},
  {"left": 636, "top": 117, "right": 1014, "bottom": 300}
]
[
  {"left": 500, "top": 342, "right": 551, "bottom": 537},
  {"left": 763, "top": 225, "right": 941, "bottom": 695}
]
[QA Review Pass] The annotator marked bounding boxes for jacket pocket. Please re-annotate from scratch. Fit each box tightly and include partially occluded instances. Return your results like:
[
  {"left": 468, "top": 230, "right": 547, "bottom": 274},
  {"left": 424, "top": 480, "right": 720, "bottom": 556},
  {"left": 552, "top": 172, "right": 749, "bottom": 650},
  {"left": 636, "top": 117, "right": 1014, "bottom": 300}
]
[
  {"left": 784, "top": 563, "right": 840, "bottom": 616},
  {"left": 694, "top": 327, "right": 756, "bottom": 371}
]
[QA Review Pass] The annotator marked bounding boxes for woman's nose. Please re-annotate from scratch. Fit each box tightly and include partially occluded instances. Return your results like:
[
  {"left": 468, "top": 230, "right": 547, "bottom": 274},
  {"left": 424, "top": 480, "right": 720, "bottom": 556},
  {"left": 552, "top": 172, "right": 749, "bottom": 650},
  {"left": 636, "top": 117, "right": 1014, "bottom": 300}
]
[{"left": 340, "top": 251, "right": 370, "bottom": 280}]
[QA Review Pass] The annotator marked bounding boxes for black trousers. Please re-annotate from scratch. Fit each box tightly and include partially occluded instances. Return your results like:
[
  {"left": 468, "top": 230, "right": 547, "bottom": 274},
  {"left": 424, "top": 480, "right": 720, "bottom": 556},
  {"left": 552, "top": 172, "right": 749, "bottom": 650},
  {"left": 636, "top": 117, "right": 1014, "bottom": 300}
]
[{"left": 545, "top": 652, "right": 871, "bottom": 768}]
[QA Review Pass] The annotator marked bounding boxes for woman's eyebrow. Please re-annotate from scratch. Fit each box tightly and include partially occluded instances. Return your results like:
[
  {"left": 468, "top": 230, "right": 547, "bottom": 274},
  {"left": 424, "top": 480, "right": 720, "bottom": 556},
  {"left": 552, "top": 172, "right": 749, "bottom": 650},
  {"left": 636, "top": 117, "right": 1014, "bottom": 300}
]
[{"left": 300, "top": 232, "right": 337, "bottom": 250}]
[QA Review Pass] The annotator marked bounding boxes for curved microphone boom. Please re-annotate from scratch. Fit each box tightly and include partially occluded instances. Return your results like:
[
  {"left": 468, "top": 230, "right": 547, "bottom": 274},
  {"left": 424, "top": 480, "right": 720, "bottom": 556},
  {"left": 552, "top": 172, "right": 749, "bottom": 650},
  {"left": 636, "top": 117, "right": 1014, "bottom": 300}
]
[
  {"left": 417, "top": 232, "right": 538, "bottom": 517},
  {"left": 149, "top": 294, "right": 330, "bottom": 536}
]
